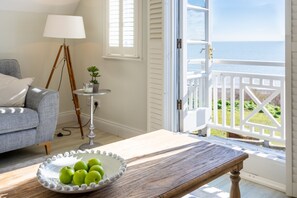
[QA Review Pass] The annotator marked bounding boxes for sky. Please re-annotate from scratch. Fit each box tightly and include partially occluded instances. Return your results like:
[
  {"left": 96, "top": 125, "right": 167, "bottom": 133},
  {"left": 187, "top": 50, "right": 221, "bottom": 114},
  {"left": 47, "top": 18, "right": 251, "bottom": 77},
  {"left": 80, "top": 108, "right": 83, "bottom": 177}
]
[
  {"left": 188, "top": 0, "right": 285, "bottom": 41},
  {"left": 211, "top": 0, "right": 285, "bottom": 41}
]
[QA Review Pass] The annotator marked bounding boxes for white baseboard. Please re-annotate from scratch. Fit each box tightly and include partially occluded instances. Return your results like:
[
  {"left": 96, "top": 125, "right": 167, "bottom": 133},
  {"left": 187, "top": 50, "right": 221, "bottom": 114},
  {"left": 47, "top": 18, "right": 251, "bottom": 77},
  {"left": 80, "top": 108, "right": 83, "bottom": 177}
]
[
  {"left": 58, "top": 111, "right": 76, "bottom": 125},
  {"left": 240, "top": 171, "right": 286, "bottom": 193},
  {"left": 58, "top": 111, "right": 145, "bottom": 138},
  {"left": 80, "top": 113, "right": 146, "bottom": 139}
]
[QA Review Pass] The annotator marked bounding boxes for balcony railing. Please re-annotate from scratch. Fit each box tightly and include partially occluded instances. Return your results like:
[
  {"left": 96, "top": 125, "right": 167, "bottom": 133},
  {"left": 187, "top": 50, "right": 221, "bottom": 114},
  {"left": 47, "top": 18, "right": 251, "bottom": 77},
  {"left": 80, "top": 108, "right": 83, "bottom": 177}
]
[{"left": 187, "top": 59, "right": 285, "bottom": 144}]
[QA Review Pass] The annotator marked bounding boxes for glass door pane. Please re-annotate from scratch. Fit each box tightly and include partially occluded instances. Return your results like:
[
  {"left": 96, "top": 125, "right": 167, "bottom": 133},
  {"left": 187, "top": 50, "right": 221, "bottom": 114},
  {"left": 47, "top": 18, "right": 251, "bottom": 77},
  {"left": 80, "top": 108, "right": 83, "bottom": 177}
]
[
  {"left": 188, "top": 0, "right": 206, "bottom": 8},
  {"left": 178, "top": 0, "right": 211, "bottom": 132},
  {"left": 187, "top": 11, "right": 206, "bottom": 41}
]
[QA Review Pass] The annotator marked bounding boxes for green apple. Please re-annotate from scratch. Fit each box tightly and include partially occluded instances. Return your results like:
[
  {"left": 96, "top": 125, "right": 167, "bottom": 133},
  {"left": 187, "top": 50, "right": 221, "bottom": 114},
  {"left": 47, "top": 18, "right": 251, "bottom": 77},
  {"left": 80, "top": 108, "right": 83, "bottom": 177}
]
[
  {"left": 59, "top": 166, "right": 74, "bottom": 184},
  {"left": 85, "top": 171, "right": 102, "bottom": 185},
  {"left": 74, "top": 160, "right": 88, "bottom": 172},
  {"left": 87, "top": 158, "right": 102, "bottom": 169},
  {"left": 73, "top": 169, "right": 88, "bottom": 186},
  {"left": 89, "top": 165, "right": 105, "bottom": 178}
]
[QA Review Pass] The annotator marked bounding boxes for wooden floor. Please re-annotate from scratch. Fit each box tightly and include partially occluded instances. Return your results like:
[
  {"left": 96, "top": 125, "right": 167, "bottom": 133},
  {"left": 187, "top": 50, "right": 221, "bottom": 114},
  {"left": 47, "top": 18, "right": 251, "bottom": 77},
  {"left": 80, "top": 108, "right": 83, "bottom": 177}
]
[
  {"left": 0, "top": 122, "right": 123, "bottom": 172},
  {"left": 0, "top": 122, "right": 289, "bottom": 198}
]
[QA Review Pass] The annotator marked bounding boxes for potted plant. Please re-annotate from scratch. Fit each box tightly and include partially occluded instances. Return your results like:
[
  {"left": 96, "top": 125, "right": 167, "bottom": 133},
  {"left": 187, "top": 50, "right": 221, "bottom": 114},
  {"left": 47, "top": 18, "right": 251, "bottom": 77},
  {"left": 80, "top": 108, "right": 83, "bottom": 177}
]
[{"left": 87, "top": 66, "right": 100, "bottom": 93}]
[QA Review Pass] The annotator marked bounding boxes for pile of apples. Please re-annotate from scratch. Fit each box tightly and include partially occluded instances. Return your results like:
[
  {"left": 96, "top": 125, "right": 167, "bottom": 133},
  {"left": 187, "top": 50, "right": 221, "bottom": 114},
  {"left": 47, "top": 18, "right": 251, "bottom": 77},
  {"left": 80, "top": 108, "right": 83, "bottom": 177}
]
[{"left": 59, "top": 158, "right": 105, "bottom": 186}]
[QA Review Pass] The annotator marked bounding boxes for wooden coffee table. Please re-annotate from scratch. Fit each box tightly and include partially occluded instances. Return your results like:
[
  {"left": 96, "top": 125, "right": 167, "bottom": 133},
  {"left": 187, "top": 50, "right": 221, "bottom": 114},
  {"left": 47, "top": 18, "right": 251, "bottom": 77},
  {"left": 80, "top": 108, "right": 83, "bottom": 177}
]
[{"left": 0, "top": 129, "right": 248, "bottom": 198}]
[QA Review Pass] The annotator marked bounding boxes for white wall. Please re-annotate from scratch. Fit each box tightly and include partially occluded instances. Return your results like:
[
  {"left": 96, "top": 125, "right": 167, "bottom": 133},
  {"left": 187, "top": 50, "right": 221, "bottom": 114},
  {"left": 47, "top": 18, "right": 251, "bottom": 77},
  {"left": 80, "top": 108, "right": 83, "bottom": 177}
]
[
  {"left": 74, "top": 0, "right": 148, "bottom": 135},
  {"left": 0, "top": 10, "right": 75, "bottom": 113},
  {"left": 0, "top": 0, "right": 148, "bottom": 135},
  {"left": 0, "top": 0, "right": 80, "bottom": 14}
]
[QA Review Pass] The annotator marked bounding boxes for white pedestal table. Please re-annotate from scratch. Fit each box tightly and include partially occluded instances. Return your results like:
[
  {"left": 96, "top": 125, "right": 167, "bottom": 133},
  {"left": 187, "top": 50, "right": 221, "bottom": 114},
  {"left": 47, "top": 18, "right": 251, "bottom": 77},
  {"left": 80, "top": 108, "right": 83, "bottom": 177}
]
[{"left": 73, "top": 89, "right": 111, "bottom": 150}]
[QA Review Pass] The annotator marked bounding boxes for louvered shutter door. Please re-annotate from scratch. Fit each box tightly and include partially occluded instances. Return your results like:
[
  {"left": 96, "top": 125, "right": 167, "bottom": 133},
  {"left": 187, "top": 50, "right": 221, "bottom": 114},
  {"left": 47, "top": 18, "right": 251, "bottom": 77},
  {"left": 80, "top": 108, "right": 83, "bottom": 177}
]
[
  {"left": 289, "top": 0, "right": 297, "bottom": 196},
  {"left": 147, "top": 0, "right": 164, "bottom": 132}
]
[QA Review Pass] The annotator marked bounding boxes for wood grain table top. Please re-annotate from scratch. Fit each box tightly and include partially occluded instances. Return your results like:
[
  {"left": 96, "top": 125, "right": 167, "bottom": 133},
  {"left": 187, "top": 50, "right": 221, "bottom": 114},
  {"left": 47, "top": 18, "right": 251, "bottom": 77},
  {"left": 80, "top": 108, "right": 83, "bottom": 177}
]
[{"left": 0, "top": 129, "right": 248, "bottom": 198}]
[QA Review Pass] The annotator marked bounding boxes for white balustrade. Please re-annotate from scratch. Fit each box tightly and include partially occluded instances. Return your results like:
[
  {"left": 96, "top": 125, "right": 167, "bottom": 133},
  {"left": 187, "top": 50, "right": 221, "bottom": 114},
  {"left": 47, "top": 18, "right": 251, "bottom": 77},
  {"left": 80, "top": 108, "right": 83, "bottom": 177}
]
[{"left": 186, "top": 60, "right": 285, "bottom": 144}]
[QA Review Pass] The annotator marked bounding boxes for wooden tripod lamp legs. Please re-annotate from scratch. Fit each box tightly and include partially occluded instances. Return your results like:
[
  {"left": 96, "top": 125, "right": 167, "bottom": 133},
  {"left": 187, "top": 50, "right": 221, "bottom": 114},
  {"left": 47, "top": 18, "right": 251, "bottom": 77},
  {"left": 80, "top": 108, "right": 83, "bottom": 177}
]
[
  {"left": 46, "top": 44, "right": 84, "bottom": 139},
  {"left": 64, "top": 45, "right": 84, "bottom": 139},
  {"left": 46, "top": 46, "right": 63, "bottom": 89}
]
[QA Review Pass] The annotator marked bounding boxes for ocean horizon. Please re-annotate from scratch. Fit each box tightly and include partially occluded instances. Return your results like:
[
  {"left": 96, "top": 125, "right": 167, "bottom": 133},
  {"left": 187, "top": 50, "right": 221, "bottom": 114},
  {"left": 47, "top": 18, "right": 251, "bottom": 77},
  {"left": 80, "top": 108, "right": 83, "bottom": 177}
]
[{"left": 188, "top": 41, "right": 285, "bottom": 76}]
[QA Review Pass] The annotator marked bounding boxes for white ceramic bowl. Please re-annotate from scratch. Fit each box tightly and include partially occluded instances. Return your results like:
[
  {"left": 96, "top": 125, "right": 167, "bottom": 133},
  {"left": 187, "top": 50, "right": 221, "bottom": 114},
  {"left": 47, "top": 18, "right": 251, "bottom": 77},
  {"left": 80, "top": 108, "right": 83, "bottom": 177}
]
[{"left": 36, "top": 150, "right": 127, "bottom": 194}]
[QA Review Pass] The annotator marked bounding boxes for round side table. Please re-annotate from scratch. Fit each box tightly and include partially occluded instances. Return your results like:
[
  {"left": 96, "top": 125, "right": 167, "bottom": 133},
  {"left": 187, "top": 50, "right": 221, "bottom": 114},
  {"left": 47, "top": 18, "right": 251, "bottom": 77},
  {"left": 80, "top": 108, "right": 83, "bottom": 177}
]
[{"left": 73, "top": 89, "right": 111, "bottom": 150}]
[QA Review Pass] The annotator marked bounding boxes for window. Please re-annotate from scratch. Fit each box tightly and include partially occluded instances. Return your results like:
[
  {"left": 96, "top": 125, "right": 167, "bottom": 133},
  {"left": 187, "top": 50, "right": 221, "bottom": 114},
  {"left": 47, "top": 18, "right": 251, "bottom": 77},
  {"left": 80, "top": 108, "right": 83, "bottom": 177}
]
[{"left": 105, "top": 0, "right": 141, "bottom": 59}]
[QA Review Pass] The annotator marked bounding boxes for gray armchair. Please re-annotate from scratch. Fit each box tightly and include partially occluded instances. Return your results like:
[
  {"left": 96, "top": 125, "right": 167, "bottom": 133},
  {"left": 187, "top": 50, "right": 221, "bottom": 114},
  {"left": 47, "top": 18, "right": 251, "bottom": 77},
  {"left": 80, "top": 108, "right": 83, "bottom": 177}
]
[{"left": 0, "top": 59, "right": 59, "bottom": 154}]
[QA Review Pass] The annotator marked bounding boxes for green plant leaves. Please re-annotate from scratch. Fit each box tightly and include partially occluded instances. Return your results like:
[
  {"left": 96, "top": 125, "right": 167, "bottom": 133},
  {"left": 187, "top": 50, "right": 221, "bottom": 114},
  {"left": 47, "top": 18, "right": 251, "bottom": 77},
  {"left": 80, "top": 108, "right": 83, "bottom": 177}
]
[
  {"left": 87, "top": 66, "right": 100, "bottom": 84},
  {"left": 215, "top": 99, "right": 281, "bottom": 118}
]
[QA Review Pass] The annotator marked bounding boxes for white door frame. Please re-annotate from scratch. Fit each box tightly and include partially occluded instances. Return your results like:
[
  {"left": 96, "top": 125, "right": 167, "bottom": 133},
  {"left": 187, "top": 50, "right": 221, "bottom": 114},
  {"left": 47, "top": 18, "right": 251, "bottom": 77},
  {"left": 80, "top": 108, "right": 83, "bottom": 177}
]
[
  {"left": 285, "top": 0, "right": 293, "bottom": 196},
  {"left": 162, "top": 0, "right": 178, "bottom": 132}
]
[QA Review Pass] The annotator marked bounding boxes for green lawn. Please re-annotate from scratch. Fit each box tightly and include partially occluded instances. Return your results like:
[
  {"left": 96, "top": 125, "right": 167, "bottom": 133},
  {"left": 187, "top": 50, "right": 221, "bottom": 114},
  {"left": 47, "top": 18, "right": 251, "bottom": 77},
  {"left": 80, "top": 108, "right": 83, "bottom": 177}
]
[{"left": 211, "top": 109, "right": 282, "bottom": 138}]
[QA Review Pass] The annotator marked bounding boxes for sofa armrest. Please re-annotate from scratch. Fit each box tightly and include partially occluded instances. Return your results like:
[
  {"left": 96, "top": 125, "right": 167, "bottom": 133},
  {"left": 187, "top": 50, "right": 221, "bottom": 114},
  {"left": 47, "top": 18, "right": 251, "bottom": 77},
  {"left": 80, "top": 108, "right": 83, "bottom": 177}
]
[{"left": 25, "top": 86, "right": 59, "bottom": 143}]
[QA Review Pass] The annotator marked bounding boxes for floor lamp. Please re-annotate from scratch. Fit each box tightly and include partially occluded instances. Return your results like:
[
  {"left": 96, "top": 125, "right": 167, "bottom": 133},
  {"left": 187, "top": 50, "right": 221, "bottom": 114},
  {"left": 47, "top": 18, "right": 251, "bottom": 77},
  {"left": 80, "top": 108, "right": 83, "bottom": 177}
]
[{"left": 43, "top": 15, "right": 86, "bottom": 139}]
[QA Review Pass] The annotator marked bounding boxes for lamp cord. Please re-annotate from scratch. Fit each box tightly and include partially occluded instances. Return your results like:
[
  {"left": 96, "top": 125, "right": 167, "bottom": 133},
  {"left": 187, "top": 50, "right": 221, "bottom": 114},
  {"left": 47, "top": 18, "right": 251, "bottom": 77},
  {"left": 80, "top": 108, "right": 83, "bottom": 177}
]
[
  {"left": 55, "top": 56, "right": 96, "bottom": 137},
  {"left": 57, "top": 58, "right": 66, "bottom": 91},
  {"left": 55, "top": 105, "right": 98, "bottom": 137}
]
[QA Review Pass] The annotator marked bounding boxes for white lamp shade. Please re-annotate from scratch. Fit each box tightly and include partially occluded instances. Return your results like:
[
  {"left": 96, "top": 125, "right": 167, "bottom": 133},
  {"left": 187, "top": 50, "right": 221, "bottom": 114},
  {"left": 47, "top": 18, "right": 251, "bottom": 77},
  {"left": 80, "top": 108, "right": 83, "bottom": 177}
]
[{"left": 43, "top": 15, "right": 86, "bottom": 39}]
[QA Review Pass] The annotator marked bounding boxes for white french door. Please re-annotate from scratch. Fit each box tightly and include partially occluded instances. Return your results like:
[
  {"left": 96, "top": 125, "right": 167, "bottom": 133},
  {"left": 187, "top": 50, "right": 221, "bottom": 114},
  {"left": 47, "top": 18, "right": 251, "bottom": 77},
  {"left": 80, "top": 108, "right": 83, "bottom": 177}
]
[{"left": 177, "top": 0, "right": 212, "bottom": 132}]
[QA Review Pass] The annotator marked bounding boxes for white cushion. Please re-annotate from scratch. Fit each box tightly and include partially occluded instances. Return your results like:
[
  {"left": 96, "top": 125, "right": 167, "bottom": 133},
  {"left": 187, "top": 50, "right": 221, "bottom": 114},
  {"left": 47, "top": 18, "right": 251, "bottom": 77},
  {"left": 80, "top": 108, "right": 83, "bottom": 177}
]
[{"left": 0, "top": 73, "right": 33, "bottom": 107}]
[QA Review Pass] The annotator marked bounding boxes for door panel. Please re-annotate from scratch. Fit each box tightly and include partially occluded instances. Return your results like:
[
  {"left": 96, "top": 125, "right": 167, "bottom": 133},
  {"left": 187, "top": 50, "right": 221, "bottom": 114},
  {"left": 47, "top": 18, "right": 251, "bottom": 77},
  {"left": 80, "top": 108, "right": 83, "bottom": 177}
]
[{"left": 178, "top": 0, "right": 211, "bottom": 132}]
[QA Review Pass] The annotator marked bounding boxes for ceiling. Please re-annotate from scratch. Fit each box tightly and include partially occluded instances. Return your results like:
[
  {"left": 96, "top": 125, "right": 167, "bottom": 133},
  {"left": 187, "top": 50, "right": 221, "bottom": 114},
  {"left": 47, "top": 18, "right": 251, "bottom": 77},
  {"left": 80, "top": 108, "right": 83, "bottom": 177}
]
[{"left": 0, "top": 0, "right": 81, "bottom": 14}]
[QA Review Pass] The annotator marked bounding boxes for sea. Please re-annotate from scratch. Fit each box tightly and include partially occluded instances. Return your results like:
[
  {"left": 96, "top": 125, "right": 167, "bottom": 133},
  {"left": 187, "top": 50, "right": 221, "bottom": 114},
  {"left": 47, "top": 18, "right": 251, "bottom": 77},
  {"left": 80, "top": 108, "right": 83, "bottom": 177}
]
[{"left": 188, "top": 41, "right": 285, "bottom": 76}]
